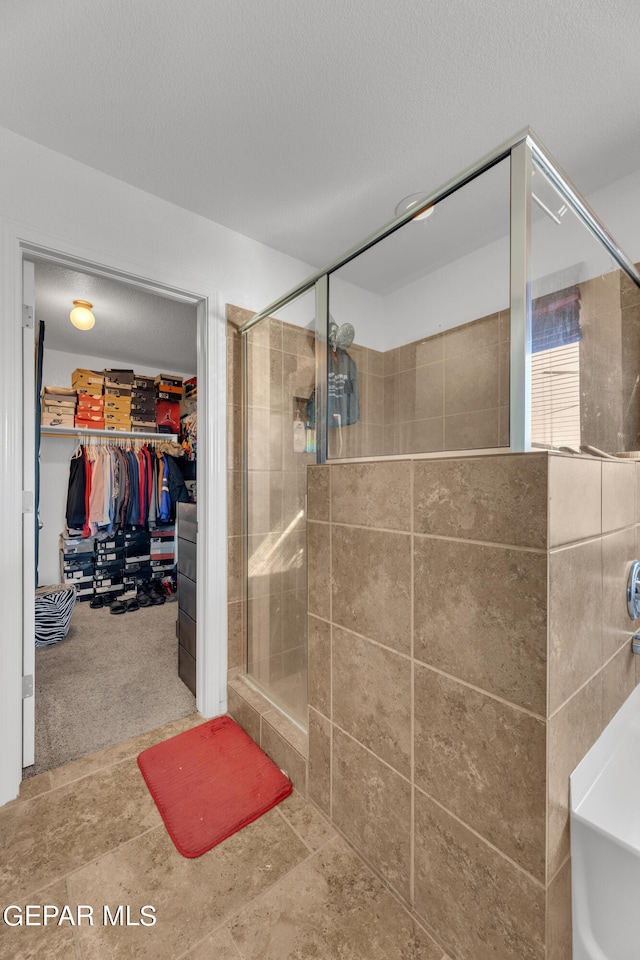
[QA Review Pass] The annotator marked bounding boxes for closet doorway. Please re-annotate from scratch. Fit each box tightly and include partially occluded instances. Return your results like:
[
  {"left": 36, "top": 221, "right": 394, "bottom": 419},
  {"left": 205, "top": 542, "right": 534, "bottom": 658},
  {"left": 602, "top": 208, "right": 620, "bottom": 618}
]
[{"left": 23, "top": 251, "right": 208, "bottom": 777}]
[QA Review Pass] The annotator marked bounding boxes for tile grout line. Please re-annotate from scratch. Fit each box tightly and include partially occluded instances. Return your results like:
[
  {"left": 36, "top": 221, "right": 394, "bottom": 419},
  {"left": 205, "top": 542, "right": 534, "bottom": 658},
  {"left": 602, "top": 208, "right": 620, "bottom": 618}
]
[
  {"left": 329, "top": 715, "right": 546, "bottom": 890},
  {"left": 413, "top": 781, "right": 546, "bottom": 890},
  {"left": 17, "top": 822, "right": 166, "bottom": 905},
  {"left": 311, "top": 612, "right": 546, "bottom": 720},
  {"left": 175, "top": 833, "right": 344, "bottom": 960}
]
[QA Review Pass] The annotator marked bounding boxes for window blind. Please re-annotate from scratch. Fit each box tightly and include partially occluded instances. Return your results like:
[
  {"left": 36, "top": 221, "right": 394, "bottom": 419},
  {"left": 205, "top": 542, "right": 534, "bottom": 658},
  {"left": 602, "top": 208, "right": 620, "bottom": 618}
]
[{"left": 531, "top": 341, "right": 581, "bottom": 447}]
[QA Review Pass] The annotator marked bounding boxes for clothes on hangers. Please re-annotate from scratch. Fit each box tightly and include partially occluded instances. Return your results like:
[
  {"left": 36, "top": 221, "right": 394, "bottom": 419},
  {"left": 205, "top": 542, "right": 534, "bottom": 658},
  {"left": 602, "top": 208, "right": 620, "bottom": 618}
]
[{"left": 64, "top": 440, "right": 189, "bottom": 536}]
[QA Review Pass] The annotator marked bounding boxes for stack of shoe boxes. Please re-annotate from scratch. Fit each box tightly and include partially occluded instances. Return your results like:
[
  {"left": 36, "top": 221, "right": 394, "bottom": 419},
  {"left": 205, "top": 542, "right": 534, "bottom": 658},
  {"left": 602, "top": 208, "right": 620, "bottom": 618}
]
[
  {"left": 103, "top": 369, "right": 133, "bottom": 432},
  {"left": 123, "top": 528, "right": 152, "bottom": 592},
  {"left": 93, "top": 532, "right": 125, "bottom": 601},
  {"left": 41, "top": 387, "right": 77, "bottom": 428},
  {"left": 130, "top": 375, "right": 157, "bottom": 434},
  {"left": 150, "top": 526, "right": 176, "bottom": 581},
  {"left": 155, "top": 374, "right": 182, "bottom": 434},
  {"left": 60, "top": 536, "right": 95, "bottom": 600},
  {"left": 73, "top": 369, "right": 105, "bottom": 429}
]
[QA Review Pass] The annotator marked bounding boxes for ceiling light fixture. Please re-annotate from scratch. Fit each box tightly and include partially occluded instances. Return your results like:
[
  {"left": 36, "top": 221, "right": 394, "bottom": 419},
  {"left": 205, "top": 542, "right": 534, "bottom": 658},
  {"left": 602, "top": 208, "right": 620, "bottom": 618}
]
[
  {"left": 395, "top": 193, "right": 435, "bottom": 222},
  {"left": 70, "top": 299, "right": 95, "bottom": 330}
]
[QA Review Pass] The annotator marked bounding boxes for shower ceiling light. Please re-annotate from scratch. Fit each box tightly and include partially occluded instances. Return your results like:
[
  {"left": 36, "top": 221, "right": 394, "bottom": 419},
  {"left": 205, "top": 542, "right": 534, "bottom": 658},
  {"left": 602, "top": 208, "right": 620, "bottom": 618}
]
[
  {"left": 395, "top": 193, "right": 435, "bottom": 222},
  {"left": 70, "top": 299, "right": 95, "bottom": 330}
]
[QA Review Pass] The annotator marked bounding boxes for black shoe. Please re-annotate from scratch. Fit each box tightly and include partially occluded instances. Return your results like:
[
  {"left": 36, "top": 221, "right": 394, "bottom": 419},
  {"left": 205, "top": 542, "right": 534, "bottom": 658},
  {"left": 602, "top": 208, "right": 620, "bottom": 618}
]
[{"left": 89, "top": 595, "right": 104, "bottom": 609}]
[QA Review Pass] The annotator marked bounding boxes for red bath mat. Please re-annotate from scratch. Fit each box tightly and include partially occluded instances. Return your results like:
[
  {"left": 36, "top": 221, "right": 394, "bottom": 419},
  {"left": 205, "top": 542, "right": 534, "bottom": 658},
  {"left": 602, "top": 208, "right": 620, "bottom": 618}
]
[{"left": 137, "top": 716, "right": 292, "bottom": 858}]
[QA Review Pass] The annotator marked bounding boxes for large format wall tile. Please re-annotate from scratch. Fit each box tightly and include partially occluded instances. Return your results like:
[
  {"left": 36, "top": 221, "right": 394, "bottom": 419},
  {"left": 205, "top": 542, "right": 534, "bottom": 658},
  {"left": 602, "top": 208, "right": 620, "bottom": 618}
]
[
  {"left": 444, "top": 344, "right": 499, "bottom": 416},
  {"left": 307, "top": 465, "right": 330, "bottom": 522},
  {"left": 331, "top": 461, "right": 411, "bottom": 530},
  {"left": 547, "top": 673, "right": 603, "bottom": 879},
  {"left": 398, "top": 362, "right": 444, "bottom": 421},
  {"left": 602, "top": 460, "right": 636, "bottom": 532},
  {"left": 399, "top": 333, "right": 444, "bottom": 370},
  {"left": 413, "top": 454, "right": 548, "bottom": 547},
  {"left": 331, "top": 526, "right": 411, "bottom": 654},
  {"left": 414, "top": 537, "right": 547, "bottom": 714},
  {"left": 602, "top": 643, "right": 636, "bottom": 728},
  {"left": 548, "top": 539, "right": 603, "bottom": 713},
  {"left": 602, "top": 527, "right": 637, "bottom": 662},
  {"left": 398, "top": 417, "right": 444, "bottom": 454},
  {"left": 308, "top": 614, "right": 331, "bottom": 716},
  {"left": 413, "top": 790, "right": 545, "bottom": 960},
  {"left": 333, "top": 625, "right": 411, "bottom": 778},
  {"left": 546, "top": 857, "right": 572, "bottom": 960},
  {"left": 548, "top": 455, "right": 601, "bottom": 546},
  {"left": 444, "top": 314, "right": 500, "bottom": 357},
  {"left": 307, "top": 522, "right": 331, "bottom": 620},
  {"left": 414, "top": 665, "right": 546, "bottom": 880},
  {"left": 443, "top": 408, "right": 500, "bottom": 451},
  {"left": 308, "top": 707, "right": 331, "bottom": 815},
  {"left": 332, "top": 728, "right": 411, "bottom": 902}
]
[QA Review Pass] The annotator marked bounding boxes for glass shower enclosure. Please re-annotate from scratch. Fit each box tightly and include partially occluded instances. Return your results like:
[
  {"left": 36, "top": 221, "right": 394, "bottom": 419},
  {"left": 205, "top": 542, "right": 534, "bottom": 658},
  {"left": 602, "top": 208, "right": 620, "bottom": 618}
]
[{"left": 240, "top": 127, "right": 640, "bottom": 730}]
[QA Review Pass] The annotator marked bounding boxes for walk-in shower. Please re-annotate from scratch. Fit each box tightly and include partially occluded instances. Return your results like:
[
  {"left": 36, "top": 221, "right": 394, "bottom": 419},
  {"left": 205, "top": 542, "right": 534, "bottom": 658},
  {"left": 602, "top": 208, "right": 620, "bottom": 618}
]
[{"left": 239, "top": 127, "right": 640, "bottom": 734}]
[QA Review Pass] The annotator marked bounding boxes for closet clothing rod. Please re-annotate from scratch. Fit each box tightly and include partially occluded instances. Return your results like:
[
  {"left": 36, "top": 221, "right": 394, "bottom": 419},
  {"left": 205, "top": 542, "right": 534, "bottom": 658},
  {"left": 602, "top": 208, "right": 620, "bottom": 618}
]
[{"left": 41, "top": 425, "right": 180, "bottom": 443}]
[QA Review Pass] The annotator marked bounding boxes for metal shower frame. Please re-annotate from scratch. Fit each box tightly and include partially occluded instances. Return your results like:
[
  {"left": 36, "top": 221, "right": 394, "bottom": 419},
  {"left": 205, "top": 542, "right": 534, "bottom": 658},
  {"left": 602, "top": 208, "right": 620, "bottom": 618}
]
[{"left": 239, "top": 126, "right": 640, "bottom": 463}]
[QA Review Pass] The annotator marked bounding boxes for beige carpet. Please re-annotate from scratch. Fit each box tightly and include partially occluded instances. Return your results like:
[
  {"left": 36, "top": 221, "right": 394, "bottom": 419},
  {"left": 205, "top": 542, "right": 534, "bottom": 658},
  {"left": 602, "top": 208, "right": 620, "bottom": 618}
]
[{"left": 25, "top": 598, "right": 196, "bottom": 776}]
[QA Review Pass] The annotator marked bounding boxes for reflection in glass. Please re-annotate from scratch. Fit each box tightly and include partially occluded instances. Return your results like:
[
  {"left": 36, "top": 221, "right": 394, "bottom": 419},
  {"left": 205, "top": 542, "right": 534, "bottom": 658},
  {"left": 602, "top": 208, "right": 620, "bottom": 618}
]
[
  {"left": 244, "top": 290, "right": 315, "bottom": 728},
  {"left": 531, "top": 160, "right": 640, "bottom": 454},
  {"left": 327, "top": 158, "right": 511, "bottom": 459}
]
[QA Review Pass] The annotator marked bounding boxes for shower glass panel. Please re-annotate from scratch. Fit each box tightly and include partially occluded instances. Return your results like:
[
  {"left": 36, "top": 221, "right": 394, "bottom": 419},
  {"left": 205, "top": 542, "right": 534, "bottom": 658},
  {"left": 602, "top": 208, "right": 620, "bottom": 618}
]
[
  {"left": 326, "top": 157, "right": 511, "bottom": 458},
  {"left": 244, "top": 289, "right": 316, "bottom": 728},
  {"left": 530, "top": 158, "right": 640, "bottom": 453}
]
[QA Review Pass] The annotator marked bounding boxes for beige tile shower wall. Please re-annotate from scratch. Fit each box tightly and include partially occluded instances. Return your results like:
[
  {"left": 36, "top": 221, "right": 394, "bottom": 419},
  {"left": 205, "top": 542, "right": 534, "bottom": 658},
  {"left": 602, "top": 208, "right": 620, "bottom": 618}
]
[
  {"left": 579, "top": 272, "right": 624, "bottom": 452},
  {"left": 620, "top": 268, "right": 640, "bottom": 452},
  {"left": 307, "top": 451, "right": 640, "bottom": 960},
  {"left": 307, "top": 453, "right": 548, "bottom": 960},
  {"left": 546, "top": 454, "right": 640, "bottom": 960},
  {"left": 382, "top": 309, "right": 509, "bottom": 455},
  {"left": 227, "top": 304, "right": 318, "bottom": 703}
]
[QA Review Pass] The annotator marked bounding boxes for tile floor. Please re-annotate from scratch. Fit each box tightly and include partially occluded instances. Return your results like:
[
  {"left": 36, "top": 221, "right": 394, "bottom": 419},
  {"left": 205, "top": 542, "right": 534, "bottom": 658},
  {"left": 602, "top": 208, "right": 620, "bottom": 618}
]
[{"left": 1, "top": 713, "right": 448, "bottom": 960}]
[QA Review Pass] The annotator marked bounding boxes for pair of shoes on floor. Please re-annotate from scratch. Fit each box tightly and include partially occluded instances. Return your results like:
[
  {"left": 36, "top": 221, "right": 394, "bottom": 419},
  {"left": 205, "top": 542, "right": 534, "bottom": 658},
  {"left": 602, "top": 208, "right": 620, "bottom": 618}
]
[
  {"left": 110, "top": 598, "right": 140, "bottom": 615},
  {"left": 136, "top": 582, "right": 165, "bottom": 607},
  {"left": 90, "top": 592, "right": 119, "bottom": 609}
]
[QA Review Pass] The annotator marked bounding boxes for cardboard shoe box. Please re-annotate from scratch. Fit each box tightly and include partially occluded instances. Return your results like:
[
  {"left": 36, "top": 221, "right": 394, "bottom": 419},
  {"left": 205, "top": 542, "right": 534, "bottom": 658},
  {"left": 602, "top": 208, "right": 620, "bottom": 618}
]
[
  {"left": 42, "top": 413, "right": 75, "bottom": 428},
  {"left": 72, "top": 369, "right": 104, "bottom": 391},
  {"left": 155, "top": 400, "right": 180, "bottom": 434},
  {"left": 103, "top": 369, "right": 135, "bottom": 388},
  {"left": 76, "top": 396, "right": 104, "bottom": 414}
]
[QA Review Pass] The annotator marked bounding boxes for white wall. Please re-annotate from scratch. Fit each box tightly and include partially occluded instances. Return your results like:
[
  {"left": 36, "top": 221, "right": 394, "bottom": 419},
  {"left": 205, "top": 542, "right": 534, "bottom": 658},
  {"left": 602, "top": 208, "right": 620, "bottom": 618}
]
[
  {"left": 380, "top": 168, "right": 640, "bottom": 349},
  {"left": 0, "top": 124, "right": 381, "bottom": 803}
]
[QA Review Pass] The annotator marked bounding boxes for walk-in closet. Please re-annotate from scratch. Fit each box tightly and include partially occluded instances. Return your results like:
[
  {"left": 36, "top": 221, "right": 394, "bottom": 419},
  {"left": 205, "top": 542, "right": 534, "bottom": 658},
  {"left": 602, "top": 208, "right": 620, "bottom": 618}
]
[{"left": 26, "top": 257, "right": 199, "bottom": 777}]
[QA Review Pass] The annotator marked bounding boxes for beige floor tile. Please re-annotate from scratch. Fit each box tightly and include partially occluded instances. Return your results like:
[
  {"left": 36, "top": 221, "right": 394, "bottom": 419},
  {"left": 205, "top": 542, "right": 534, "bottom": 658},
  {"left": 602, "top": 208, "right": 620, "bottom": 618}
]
[
  {"left": 68, "top": 809, "right": 309, "bottom": 960},
  {"left": 228, "top": 836, "right": 444, "bottom": 960},
  {"left": 275, "top": 789, "right": 336, "bottom": 852},
  {"left": 17, "top": 770, "right": 53, "bottom": 801},
  {"left": 49, "top": 712, "right": 203, "bottom": 789},
  {"left": 1, "top": 758, "right": 161, "bottom": 902},
  {"left": 0, "top": 879, "right": 78, "bottom": 960},
  {"left": 182, "top": 925, "right": 243, "bottom": 959}
]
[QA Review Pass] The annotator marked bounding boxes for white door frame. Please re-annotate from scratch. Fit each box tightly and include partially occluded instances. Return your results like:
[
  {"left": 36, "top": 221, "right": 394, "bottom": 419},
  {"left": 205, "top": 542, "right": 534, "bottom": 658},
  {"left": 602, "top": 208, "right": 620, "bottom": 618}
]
[{"left": 0, "top": 219, "right": 228, "bottom": 806}]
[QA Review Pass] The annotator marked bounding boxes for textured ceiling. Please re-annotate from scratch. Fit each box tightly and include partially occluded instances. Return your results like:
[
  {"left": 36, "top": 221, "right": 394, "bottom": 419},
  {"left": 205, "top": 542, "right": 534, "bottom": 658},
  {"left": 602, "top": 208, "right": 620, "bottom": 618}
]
[
  {"left": 32, "top": 259, "right": 197, "bottom": 371},
  {"left": 2, "top": 0, "right": 640, "bottom": 276}
]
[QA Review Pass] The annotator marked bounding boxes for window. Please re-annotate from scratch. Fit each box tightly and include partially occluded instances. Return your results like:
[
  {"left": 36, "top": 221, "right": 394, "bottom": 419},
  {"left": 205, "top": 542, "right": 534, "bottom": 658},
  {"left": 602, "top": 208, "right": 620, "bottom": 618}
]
[{"left": 531, "top": 286, "right": 581, "bottom": 448}]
